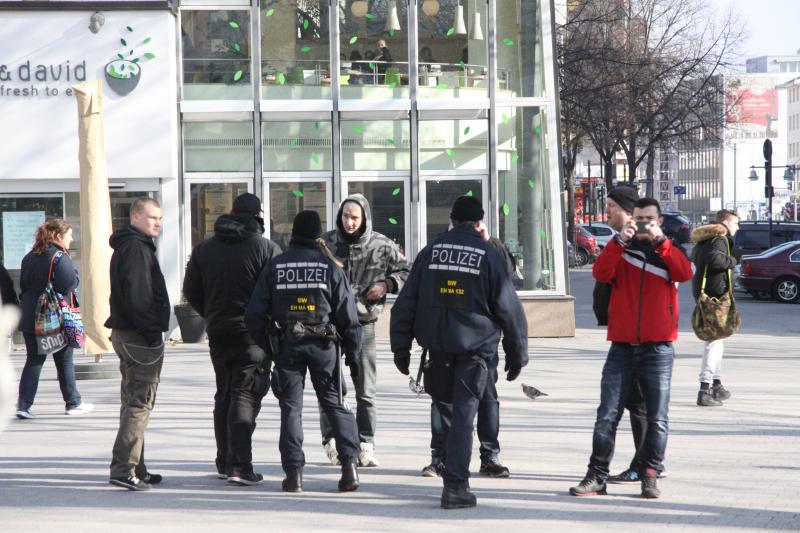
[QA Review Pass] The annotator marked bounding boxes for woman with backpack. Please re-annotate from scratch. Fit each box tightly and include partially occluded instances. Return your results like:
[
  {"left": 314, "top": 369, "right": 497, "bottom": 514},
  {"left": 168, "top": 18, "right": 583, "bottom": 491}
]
[{"left": 15, "top": 219, "right": 92, "bottom": 419}]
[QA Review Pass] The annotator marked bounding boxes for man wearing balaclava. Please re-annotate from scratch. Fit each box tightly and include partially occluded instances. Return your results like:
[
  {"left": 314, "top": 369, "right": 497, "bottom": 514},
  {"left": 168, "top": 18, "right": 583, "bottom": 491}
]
[{"left": 317, "top": 194, "right": 410, "bottom": 468}]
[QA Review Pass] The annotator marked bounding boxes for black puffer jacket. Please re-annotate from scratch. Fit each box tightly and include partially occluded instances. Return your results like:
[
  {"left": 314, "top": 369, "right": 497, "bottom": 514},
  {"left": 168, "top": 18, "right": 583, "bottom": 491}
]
[
  {"left": 691, "top": 224, "right": 737, "bottom": 300},
  {"left": 183, "top": 213, "right": 282, "bottom": 345},
  {"left": 18, "top": 244, "right": 77, "bottom": 332},
  {"left": 104, "top": 225, "right": 170, "bottom": 344}
]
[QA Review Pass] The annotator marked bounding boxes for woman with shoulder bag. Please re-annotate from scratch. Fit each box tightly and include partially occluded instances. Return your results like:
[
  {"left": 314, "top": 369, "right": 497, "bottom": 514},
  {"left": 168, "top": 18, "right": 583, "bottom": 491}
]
[{"left": 15, "top": 219, "right": 93, "bottom": 419}]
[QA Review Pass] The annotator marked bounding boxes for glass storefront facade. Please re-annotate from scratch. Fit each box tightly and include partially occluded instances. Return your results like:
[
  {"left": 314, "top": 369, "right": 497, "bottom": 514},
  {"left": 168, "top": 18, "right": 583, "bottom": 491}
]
[{"left": 181, "top": 0, "right": 565, "bottom": 295}]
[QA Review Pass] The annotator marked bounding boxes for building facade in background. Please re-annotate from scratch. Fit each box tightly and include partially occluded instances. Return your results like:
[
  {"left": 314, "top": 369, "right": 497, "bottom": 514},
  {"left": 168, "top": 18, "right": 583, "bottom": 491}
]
[{"left": 0, "top": 0, "right": 572, "bottom": 337}]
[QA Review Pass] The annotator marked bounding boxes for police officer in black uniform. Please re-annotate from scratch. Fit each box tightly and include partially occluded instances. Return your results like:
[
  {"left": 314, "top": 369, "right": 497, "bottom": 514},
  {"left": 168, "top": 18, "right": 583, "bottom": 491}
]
[
  {"left": 246, "top": 211, "right": 363, "bottom": 493},
  {"left": 390, "top": 196, "right": 529, "bottom": 509}
]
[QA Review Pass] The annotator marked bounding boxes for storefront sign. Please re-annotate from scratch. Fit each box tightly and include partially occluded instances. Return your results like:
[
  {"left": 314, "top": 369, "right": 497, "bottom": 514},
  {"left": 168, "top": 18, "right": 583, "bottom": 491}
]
[
  {"left": 0, "top": 10, "right": 177, "bottom": 180},
  {"left": 2, "top": 211, "right": 45, "bottom": 269}
]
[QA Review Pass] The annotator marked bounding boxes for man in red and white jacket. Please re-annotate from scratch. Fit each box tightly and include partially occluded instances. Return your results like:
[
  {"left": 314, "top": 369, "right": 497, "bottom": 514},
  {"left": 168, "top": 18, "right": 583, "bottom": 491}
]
[{"left": 570, "top": 198, "right": 693, "bottom": 500}]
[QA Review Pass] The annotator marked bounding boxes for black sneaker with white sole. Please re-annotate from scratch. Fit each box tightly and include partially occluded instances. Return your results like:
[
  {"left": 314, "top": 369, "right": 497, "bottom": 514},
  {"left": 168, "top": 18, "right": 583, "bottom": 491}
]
[
  {"left": 228, "top": 471, "right": 264, "bottom": 486},
  {"left": 109, "top": 475, "right": 152, "bottom": 491}
]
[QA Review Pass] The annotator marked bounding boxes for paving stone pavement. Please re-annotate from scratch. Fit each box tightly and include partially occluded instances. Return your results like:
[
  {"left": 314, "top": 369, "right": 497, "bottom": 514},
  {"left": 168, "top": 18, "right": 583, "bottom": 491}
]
[{"left": 0, "top": 273, "right": 798, "bottom": 532}]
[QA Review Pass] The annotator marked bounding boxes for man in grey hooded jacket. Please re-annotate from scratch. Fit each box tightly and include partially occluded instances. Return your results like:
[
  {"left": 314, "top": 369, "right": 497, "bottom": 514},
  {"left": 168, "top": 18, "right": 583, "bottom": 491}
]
[{"left": 319, "top": 194, "right": 410, "bottom": 467}]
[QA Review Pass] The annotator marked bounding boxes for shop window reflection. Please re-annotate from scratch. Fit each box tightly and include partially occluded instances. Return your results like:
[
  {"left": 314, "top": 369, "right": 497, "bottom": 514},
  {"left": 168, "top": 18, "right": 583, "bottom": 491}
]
[
  {"left": 190, "top": 183, "right": 251, "bottom": 248},
  {"left": 424, "top": 179, "right": 481, "bottom": 242},
  {"left": 268, "top": 181, "right": 327, "bottom": 250},
  {"left": 347, "top": 180, "right": 406, "bottom": 254}
]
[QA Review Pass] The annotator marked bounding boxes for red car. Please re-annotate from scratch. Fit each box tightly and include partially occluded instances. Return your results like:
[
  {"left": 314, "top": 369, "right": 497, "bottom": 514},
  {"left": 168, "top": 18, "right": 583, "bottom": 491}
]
[
  {"left": 572, "top": 226, "right": 600, "bottom": 267},
  {"left": 738, "top": 241, "right": 800, "bottom": 303}
]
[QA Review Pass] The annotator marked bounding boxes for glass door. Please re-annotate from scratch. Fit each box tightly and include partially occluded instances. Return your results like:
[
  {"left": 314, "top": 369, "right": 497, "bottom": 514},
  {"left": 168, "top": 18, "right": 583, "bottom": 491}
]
[
  {"left": 419, "top": 175, "right": 488, "bottom": 246},
  {"left": 185, "top": 180, "right": 253, "bottom": 255},
  {"left": 341, "top": 175, "right": 410, "bottom": 256}
]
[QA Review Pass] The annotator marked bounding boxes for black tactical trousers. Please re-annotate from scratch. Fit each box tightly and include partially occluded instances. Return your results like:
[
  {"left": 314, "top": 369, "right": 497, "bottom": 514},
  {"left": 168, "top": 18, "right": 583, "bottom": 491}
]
[
  {"left": 425, "top": 351, "right": 489, "bottom": 489},
  {"left": 430, "top": 357, "right": 500, "bottom": 462},
  {"left": 210, "top": 342, "right": 270, "bottom": 477},
  {"left": 272, "top": 345, "right": 359, "bottom": 473}
]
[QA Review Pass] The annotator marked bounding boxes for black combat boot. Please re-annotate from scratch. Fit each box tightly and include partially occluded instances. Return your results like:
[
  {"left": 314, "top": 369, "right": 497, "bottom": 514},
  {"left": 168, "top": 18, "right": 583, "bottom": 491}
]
[
  {"left": 441, "top": 483, "right": 477, "bottom": 509},
  {"left": 282, "top": 468, "right": 303, "bottom": 492},
  {"left": 338, "top": 461, "right": 359, "bottom": 492}
]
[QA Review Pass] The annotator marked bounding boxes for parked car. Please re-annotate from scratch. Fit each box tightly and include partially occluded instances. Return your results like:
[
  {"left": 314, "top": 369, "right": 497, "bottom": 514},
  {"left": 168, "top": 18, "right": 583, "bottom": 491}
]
[
  {"left": 738, "top": 241, "right": 800, "bottom": 303},
  {"left": 661, "top": 211, "right": 692, "bottom": 245},
  {"left": 580, "top": 223, "right": 616, "bottom": 248},
  {"left": 733, "top": 221, "right": 800, "bottom": 257},
  {"left": 572, "top": 226, "right": 600, "bottom": 267}
]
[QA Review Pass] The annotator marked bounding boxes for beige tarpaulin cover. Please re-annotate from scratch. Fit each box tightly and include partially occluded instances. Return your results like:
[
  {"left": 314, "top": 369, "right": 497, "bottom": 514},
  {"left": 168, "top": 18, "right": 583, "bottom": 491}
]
[{"left": 73, "top": 80, "right": 114, "bottom": 356}]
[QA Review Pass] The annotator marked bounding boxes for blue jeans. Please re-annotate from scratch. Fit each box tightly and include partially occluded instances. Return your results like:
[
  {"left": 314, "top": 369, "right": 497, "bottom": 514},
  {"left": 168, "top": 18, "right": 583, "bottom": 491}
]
[
  {"left": 589, "top": 342, "right": 674, "bottom": 481},
  {"left": 17, "top": 332, "right": 81, "bottom": 410}
]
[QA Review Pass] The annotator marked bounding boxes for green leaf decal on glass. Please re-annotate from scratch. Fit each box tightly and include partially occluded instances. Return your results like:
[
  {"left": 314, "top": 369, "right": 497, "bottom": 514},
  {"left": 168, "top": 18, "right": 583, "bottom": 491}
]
[
  {"left": 233, "top": 70, "right": 243, "bottom": 81},
  {"left": 132, "top": 58, "right": 140, "bottom": 63},
  {"left": 301, "top": 46, "right": 311, "bottom": 53},
  {"left": 126, "top": 26, "right": 133, "bottom": 32},
  {"left": 143, "top": 37, "right": 151, "bottom": 44},
  {"left": 445, "top": 148, "right": 455, "bottom": 157},
  {"left": 229, "top": 21, "right": 240, "bottom": 29},
  {"left": 388, "top": 217, "right": 398, "bottom": 225},
  {"left": 392, "top": 187, "right": 401, "bottom": 196},
  {"left": 503, "top": 203, "right": 510, "bottom": 216},
  {"left": 365, "top": 13, "right": 375, "bottom": 20},
  {"left": 540, "top": 230, "right": 546, "bottom": 238},
  {"left": 512, "top": 153, "right": 520, "bottom": 162},
  {"left": 387, "top": 138, "right": 396, "bottom": 145},
  {"left": 315, "top": 122, "right": 321, "bottom": 129},
  {"left": 534, "top": 126, "right": 542, "bottom": 134},
  {"left": 117, "top": 53, "right": 124, "bottom": 60},
  {"left": 265, "top": 8, "right": 274, "bottom": 17},
  {"left": 466, "top": 190, "right": 473, "bottom": 197},
  {"left": 528, "top": 179, "right": 535, "bottom": 189},
  {"left": 436, "top": 83, "right": 448, "bottom": 90},
  {"left": 129, "top": 50, "right": 134, "bottom": 56},
  {"left": 277, "top": 72, "right": 286, "bottom": 85},
  {"left": 234, "top": 43, "right": 241, "bottom": 53},
  {"left": 120, "top": 38, "right": 127, "bottom": 46},
  {"left": 459, "top": 61, "right": 466, "bottom": 69},
  {"left": 349, "top": 36, "right": 358, "bottom": 44},
  {"left": 144, "top": 53, "right": 156, "bottom": 59},
  {"left": 292, "top": 190, "right": 304, "bottom": 198},
  {"left": 447, "top": 27, "right": 455, "bottom": 36},
  {"left": 369, "top": 62, "right": 377, "bottom": 71},
  {"left": 502, "top": 113, "right": 509, "bottom": 124},
  {"left": 120, "top": 63, "right": 125, "bottom": 72},
  {"left": 311, "top": 153, "right": 319, "bottom": 163},
  {"left": 303, "top": 19, "right": 309, "bottom": 30},
  {"left": 463, "top": 127, "right": 470, "bottom": 135},
  {"left": 353, "top": 126, "right": 363, "bottom": 135},
  {"left": 503, "top": 38, "right": 514, "bottom": 46},
  {"left": 388, "top": 82, "right": 397, "bottom": 88},
  {"left": 389, "top": 29, "right": 396, "bottom": 37},
  {"left": 290, "top": 138, "right": 298, "bottom": 146}
]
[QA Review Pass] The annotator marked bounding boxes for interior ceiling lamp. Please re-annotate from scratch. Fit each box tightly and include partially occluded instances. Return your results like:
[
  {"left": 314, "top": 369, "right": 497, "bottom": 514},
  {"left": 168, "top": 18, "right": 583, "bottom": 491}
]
[
  {"left": 469, "top": 11, "right": 483, "bottom": 40},
  {"left": 453, "top": 1, "right": 467, "bottom": 35},
  {"left": 385, "top": 0, "right": 402, "bottom": 32},
  {"left": 422, "top": 0, "right": 440, "bottom": 17},
  {"left": 351, "top": 0, "right": 369, "bottom": 18},
  {"left": 749, "top": 169, "right": 759, "bottom": 181}
]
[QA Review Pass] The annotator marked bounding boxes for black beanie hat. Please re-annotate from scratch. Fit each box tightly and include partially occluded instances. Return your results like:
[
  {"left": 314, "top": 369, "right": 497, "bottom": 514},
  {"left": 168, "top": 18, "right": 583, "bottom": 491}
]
[
  {"left": 292, "top": 210, "right": 323, "bottom": 240},
  {"left": 606, "top": 185, "right": 639, "bottom": 214},
  {"left": 232, "top": 193, "right": 262, "bottom": 216},
  {"left": 450, "top": 195, "right": 484, "bottom": 221}
]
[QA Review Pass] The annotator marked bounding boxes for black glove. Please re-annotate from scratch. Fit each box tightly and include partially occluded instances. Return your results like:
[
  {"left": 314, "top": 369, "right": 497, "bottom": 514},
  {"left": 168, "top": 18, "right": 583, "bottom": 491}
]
[
  {"left": 393, "top": 350, "right": 411, "bottom": 375},
  {"left": 505, "top": 361, "right": 521, "bottom": 382},
  {"left": 345, "top": 357, "right": 360, "bottom": 380}
]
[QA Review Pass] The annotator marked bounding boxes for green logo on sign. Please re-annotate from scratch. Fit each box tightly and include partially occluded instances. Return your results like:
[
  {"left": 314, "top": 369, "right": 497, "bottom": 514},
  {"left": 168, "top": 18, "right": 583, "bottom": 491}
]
[{"left": 104, "top": 26, "right": 155, "bottom": 96}]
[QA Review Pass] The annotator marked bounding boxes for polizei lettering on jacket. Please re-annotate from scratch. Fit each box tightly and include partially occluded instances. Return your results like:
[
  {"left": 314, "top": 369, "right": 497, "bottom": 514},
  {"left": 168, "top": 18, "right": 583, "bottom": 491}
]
[
  {"left": 276, "top": 262, "right": 329, "bottom": 289},
  {"left": 428, "top": 243, "right": 485, "bottom": 275}
]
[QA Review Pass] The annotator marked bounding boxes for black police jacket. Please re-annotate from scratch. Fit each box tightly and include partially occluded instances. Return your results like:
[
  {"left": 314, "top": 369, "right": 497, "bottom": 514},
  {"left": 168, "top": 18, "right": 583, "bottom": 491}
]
[
  {"left": 390, "top": 225, "right": 529, "bottom": 369},
  {"left": 183, "top": 214, "right": 282, "bottom": 345},
  {"left": 104, "top": 225, "right": 170, "bottom": 345},
  {"left": 245, "top": 237, "right": 362, "bottom": 362}
]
